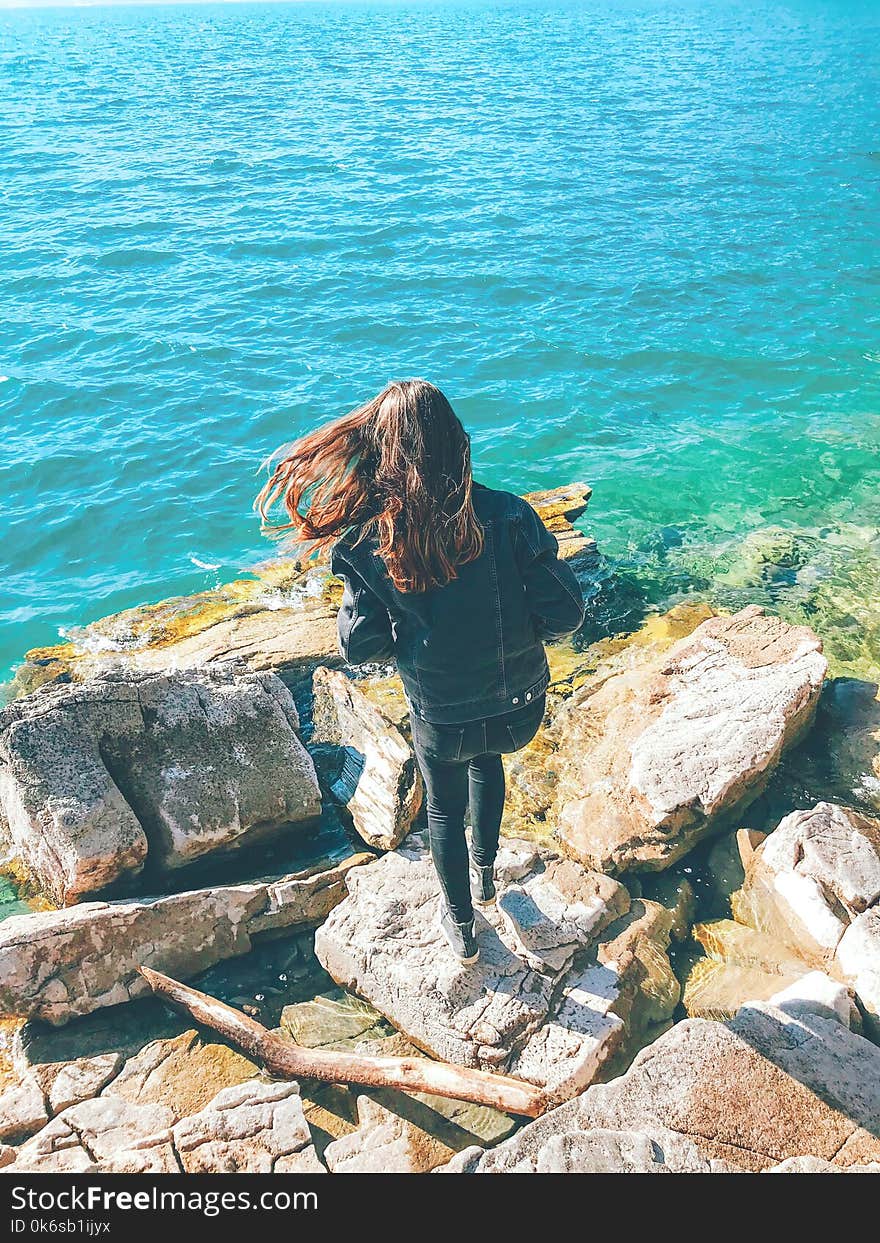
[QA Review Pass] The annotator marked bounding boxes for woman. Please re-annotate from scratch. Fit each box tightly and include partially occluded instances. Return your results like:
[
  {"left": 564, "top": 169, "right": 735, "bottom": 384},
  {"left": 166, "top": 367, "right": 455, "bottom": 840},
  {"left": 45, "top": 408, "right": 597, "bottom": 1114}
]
[{"left": 257, "top": 380, "right": 585, "bottom": 964}]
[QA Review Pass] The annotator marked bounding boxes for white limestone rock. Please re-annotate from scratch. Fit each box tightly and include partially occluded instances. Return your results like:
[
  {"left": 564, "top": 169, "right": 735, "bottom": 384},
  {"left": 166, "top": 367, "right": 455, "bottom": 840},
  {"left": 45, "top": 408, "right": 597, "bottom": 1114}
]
[
  {"left": 0, "top": 854, "right": 369, "bottom": 1024},
  {"left": 315, "top": 836, "right": 632, "bottom": 1101},
  {"left": 0, "top": 666, "right": 321, "bottom": 903}
]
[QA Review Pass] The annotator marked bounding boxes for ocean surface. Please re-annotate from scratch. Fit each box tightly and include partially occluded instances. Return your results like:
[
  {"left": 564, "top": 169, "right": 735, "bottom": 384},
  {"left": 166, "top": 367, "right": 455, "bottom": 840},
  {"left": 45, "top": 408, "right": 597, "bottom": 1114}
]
[{"left": 2, "top": 0, "right": 880, "bottom": 685}]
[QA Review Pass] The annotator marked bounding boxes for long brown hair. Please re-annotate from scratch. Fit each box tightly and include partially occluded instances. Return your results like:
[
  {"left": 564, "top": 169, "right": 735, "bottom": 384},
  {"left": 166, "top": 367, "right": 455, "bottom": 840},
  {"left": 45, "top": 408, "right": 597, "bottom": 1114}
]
[{"left": 256, "top": 379, "right": 484, "bottom": 593}]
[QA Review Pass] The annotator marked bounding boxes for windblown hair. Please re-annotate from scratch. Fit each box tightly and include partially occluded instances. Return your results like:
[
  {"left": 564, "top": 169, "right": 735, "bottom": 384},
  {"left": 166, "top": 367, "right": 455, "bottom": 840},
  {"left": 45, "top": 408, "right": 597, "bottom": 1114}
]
[{"left": 255, "top": 379, "right": 484, "bottom": 593}]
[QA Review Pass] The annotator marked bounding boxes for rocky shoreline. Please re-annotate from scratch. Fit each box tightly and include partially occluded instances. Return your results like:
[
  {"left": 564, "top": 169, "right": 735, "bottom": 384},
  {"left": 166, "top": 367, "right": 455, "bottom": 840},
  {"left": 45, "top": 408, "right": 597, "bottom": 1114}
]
[{"left": 2, "top": 482, "right": 879, "bottom": 1174}]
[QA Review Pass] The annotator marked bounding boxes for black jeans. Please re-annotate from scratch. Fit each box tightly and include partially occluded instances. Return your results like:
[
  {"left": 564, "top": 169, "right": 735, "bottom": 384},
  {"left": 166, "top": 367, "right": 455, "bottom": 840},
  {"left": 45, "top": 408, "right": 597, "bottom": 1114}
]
[{"left": 410, "top": 695, "right": 546, "bottom": 924}]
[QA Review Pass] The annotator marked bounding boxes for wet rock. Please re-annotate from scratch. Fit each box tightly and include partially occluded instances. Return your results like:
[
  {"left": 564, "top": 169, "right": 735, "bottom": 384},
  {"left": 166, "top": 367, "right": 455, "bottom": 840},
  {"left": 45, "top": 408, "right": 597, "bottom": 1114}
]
[
  {"left": 323, "top": 1095, "right": 456, "bottom": 1173},
  {"left": 11, "top": 562, "right": 343, "bottom": 700},
  {"left": 553, "top": 606, "right": 827, "bottom": 874},
  {"left": 683, "top": 958, "right": 804, "bottom": 1022},
  {"left": 311, "top": 667, "right": 422, "bottom": 850},
  {"left": 762, "top": 678, "right": 880, "bottom": 822},
  {"left": 315, "top": 835, "right": 636, "bottom": 1102},
  {"left": 357, "top": 1035, "right": 516, "bottom": 1150},
  {"left": 596, "top": 899, "right": 681, "bottom": 1035},
  {"left": 280, "top": 993, "right": 392, "bottom": 1050},
  {"left": 523, "top": 483, "right": 594, "bottom": 564},
  {"left": 172, "top": 1079, "right": 321, "bottom": 1174},
  {"left": 0, "top": 853, "right": 370, "bottom": 1024},
  {"left": 106, "top": 1029, "right": 259, "bottom": 1118},
  {"left": 438, "top": 1001, "right": 880, "bottom": 1173},
  {"left": 639, "top": 873, "right": 695, "bottom": 942},
  {"left": 281, "top": 996, "right": 514, "bottom": 1163},
  {"left": 682, "top": 920, "right": 812, "bottom": 1021},
  {"left": 0, "top": 1073, "right": 47, "bottom": 1141},
  {"left": 501, "top": 603, "right": 718, "bottom": 845},
  {"left": 0, "top": 666, "right": 321, "bottom": 904},
  {"left": 736, "top": 828, "right": 767, "bottom": 869},
  {"left": 718, "top": 527, "right": 812, "bottom": 589}
]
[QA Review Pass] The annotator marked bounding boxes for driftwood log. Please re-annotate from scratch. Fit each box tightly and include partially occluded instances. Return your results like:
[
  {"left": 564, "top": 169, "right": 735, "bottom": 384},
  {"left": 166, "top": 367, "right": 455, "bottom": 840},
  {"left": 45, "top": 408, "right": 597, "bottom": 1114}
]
[{"left": 138, "top": 966, "right": 547, "bottom": 1118}]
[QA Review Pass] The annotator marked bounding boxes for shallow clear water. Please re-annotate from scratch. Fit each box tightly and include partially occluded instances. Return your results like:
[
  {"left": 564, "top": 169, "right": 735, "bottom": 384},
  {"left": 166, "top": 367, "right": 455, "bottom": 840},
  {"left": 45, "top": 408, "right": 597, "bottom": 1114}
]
[{"left": 1, "top": 0, "right": 879, "bottom": 681}]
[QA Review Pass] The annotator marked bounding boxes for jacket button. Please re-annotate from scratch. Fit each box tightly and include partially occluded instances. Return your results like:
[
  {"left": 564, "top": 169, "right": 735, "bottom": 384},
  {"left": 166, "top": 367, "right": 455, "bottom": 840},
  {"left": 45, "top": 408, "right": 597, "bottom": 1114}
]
[
  {"left": 512, "top": 697, "right": 519, "bottom": 705},
  {"left": 526, "top": 692, "right": 532, "bottom": 701}
]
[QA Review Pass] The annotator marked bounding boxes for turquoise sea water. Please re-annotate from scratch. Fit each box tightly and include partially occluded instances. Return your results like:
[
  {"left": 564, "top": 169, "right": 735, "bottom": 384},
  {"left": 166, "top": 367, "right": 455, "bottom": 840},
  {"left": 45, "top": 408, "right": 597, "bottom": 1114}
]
[{"left": 1, "top": 0, "right": 879, "bottom": 683}]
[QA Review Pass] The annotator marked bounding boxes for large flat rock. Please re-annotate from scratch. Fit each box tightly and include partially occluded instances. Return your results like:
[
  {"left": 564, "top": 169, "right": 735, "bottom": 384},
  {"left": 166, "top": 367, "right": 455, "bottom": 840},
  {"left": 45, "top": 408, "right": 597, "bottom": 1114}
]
[
  {"left": 315, "top": 836, "right": 646, "bottom": 1102},
  {"left": 0, "top": 853, "right": 369, "bottom": 1024},
  {"left": 0, "top": 666, "right": 321, "bottom": 904},
  {"left": 553, "top": 606, "right": 827, "bottom": 873},
  {"left": 439, "top": 1001, "right": 880, "bottom": 1173}
]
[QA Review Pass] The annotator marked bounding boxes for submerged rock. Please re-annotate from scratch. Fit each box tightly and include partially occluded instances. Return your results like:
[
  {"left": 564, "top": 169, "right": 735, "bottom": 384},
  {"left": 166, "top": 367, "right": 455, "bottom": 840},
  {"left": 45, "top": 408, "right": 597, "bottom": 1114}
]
[
  {"left": 280, "top": 992, "right": 515, "bottom": 1169},
  {"left": 682, "top": 920, "right": 812, "bottom": 1021},
  {"left": 552, "top": 606, "right": 827, "bottom": 873},
  {"left": 0, "top": 666, "right": 321, "bottom": 905},
  {"left": 0, "top": 853, "right": 369, "bottom": 1024},
  {"left": 311, "top": 666, "right": 422, "bottom": 851},
  {"left": 776, "top": 677, "right": 880, "bottom": 818},
  {"left": 280, "top": 992, "right": 392, "bottom": 1050},
  {"left": 438, "top": 1000, "right": 880, "bottom": 1173},
  {"left": 314, "top": 834, "right": 678, "bottom": 1103}
]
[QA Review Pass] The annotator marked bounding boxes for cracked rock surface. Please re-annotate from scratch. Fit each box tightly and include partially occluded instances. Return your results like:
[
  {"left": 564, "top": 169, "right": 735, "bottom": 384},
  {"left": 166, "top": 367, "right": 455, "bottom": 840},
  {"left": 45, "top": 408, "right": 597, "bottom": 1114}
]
[
  {"left": 0, "top": 666, "right": 321, "bottom": 904},
  {"left": 0, "top": 854, "right": 369, "bottom": 1024},
  {"left": 315, "top": 835, "right": 641, "bottom": 1101},
  {"left": 437, "top": 1001, "right": 880, "bottom": 1172},
  {"left": 4, "top": 1078, "right": 323, "bottom": 1174}
]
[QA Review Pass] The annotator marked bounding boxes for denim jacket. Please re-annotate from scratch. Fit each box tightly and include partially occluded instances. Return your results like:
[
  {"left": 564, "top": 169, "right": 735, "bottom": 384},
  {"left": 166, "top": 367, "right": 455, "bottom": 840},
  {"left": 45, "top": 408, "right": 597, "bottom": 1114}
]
[{"left": 329, "top": 483, "right": 586, "bottom": 724}]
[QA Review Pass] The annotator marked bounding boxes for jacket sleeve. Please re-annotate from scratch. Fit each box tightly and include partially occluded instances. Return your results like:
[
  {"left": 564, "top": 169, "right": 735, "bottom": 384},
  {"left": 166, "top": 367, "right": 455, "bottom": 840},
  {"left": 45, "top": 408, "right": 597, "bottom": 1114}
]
[
  {"left": 329, "top": 545, "right": 396, "bottom": 665},
  {"left": 513, "top": 500, "right": 586, "bottom": 642}
]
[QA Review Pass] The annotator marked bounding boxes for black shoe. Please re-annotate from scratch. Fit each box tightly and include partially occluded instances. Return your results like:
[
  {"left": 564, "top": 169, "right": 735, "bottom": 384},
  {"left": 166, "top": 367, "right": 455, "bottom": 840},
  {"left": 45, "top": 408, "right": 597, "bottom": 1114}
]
[
  {"left": 439, "top": 905, "right": 480, "bottom": 964},
  {"left": 470, "top": 864, "right": 497, "bottom": 908}
]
